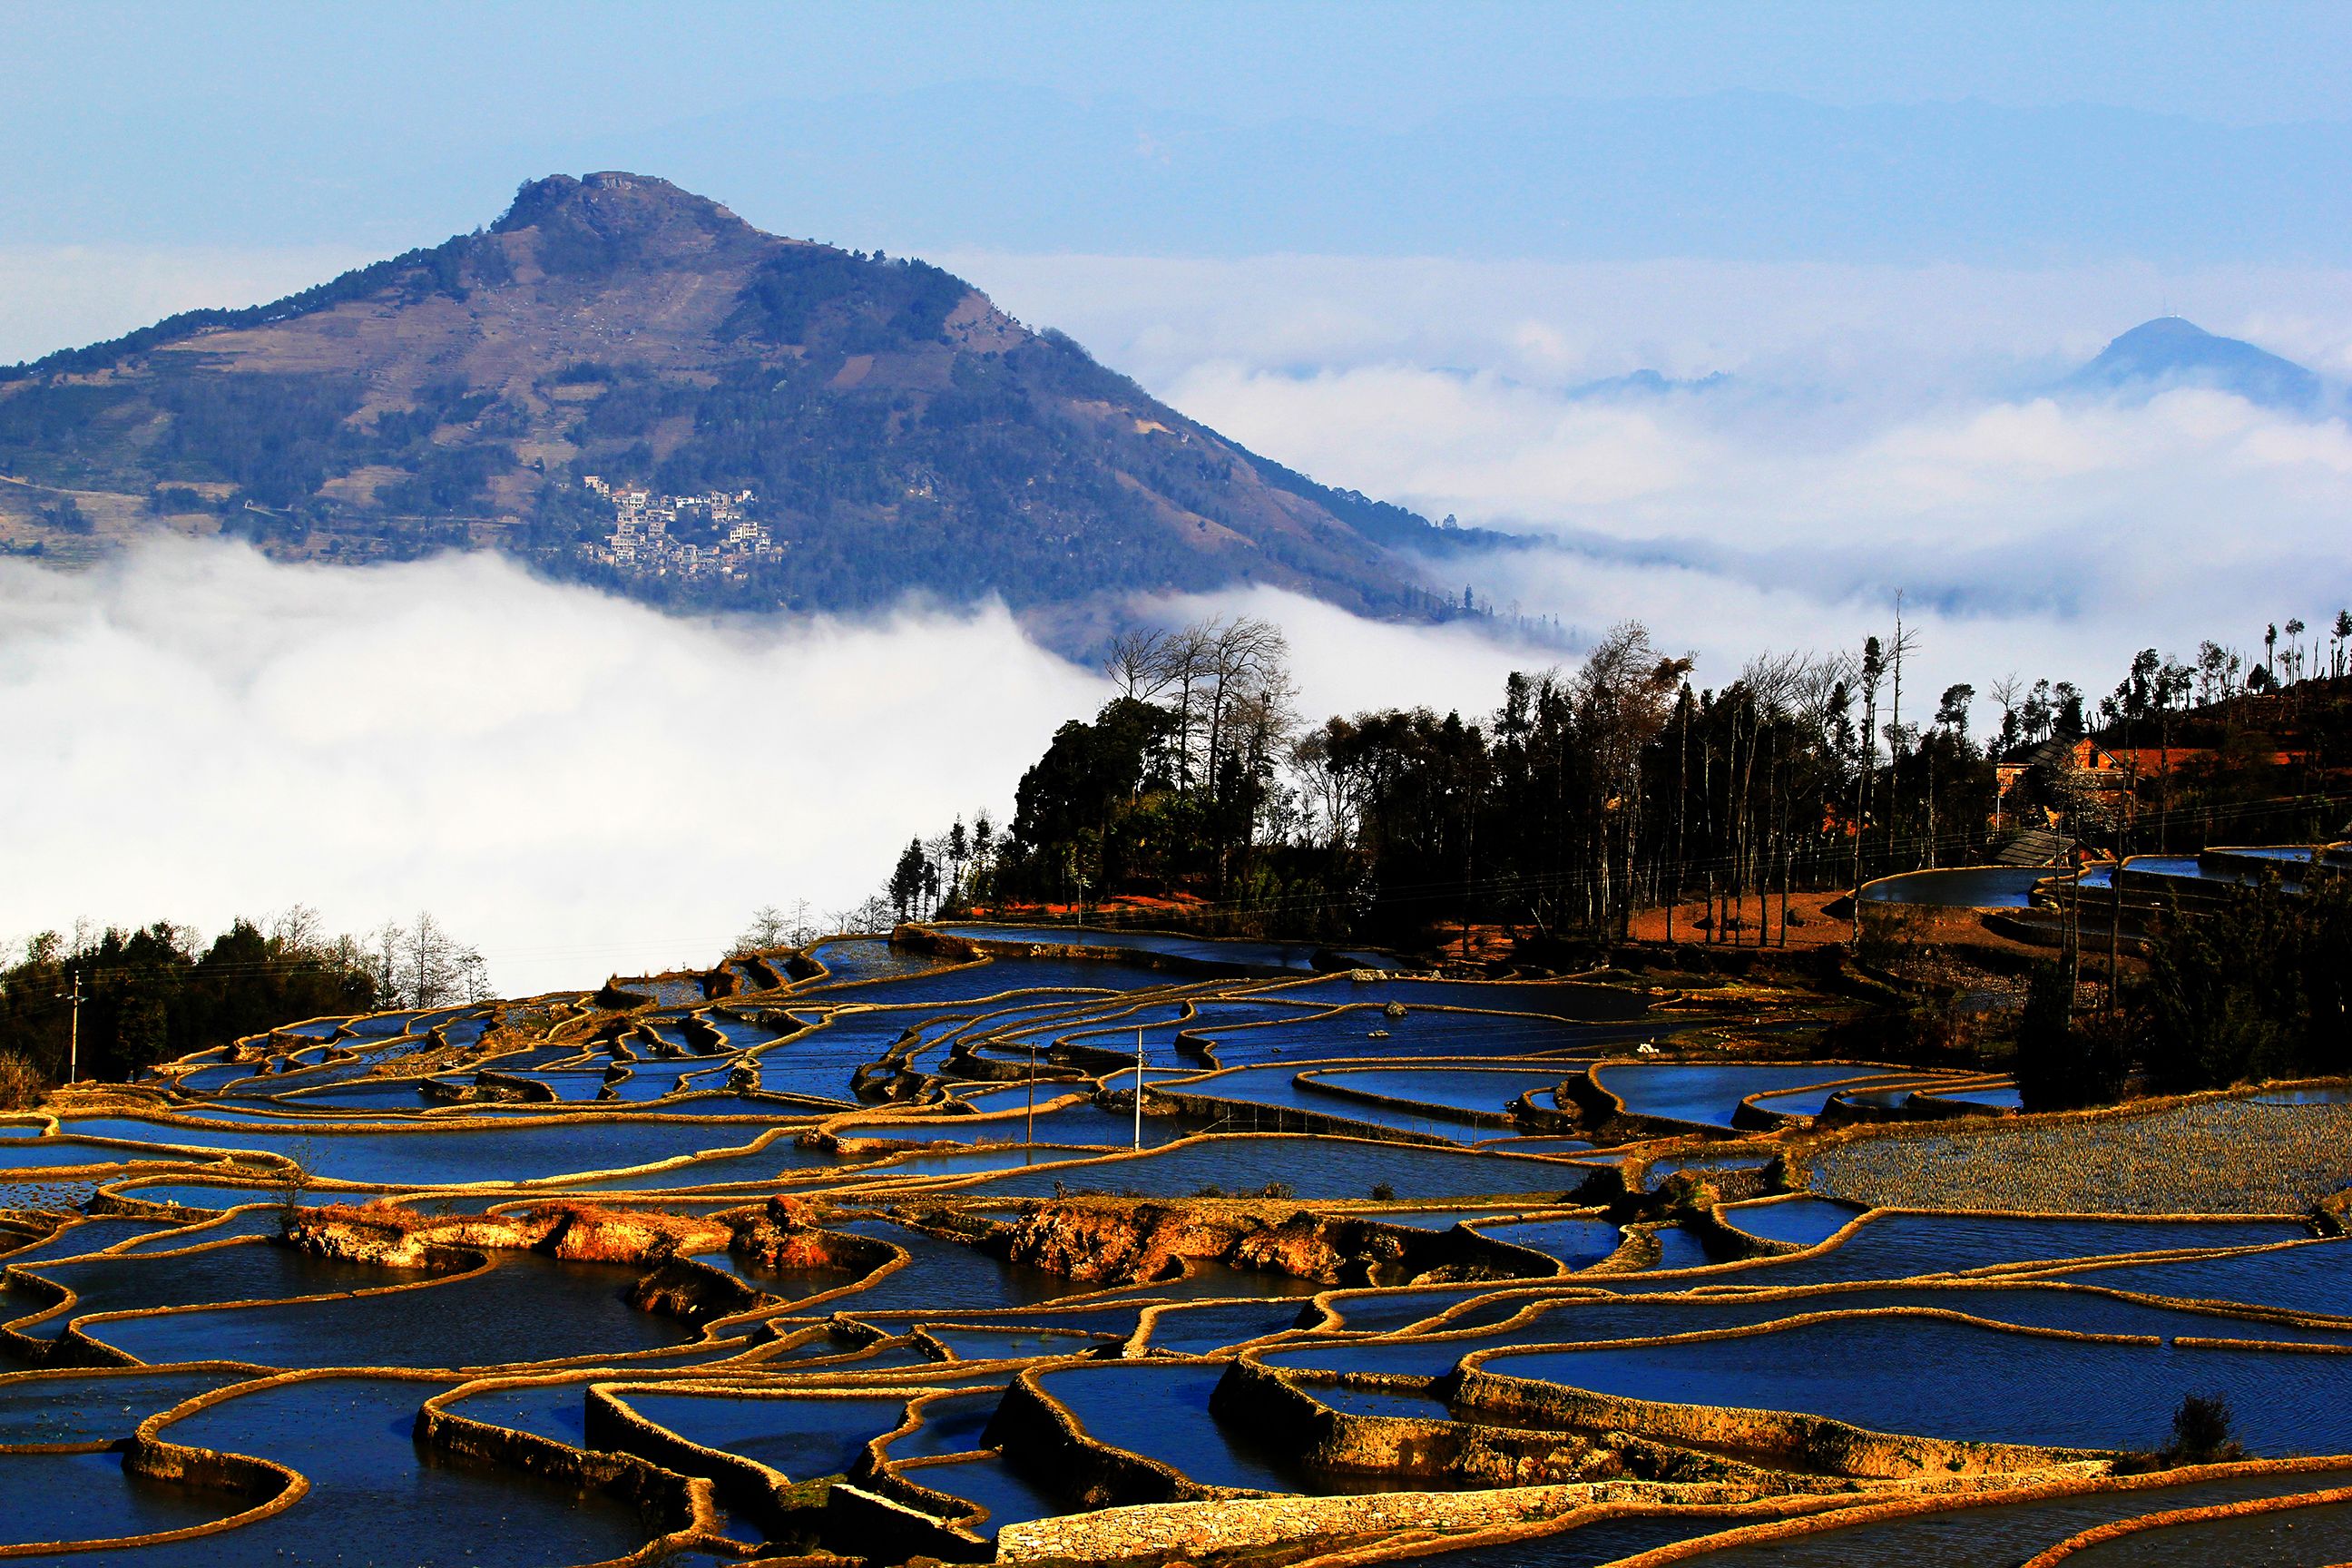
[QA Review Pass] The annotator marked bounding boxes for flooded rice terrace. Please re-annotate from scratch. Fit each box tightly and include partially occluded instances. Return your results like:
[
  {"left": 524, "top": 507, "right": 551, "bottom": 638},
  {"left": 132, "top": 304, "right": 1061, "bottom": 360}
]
[{"left": 5, "top": 920, "right": 2351, "bottom": 1566}]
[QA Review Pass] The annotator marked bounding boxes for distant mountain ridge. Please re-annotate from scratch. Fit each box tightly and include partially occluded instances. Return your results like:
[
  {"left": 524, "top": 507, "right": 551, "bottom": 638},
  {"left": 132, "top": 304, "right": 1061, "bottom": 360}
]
[
  {"left": 0, "top": 172, "right": 1469, "bottom": 625},
  {"left": 2066, "top": 317, "right": 2326, "bottom": 410}
]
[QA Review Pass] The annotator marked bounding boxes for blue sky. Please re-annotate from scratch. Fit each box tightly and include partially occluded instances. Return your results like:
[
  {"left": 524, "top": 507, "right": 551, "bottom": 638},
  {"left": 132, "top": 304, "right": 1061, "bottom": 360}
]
[{"left": 7, "top": 2, "right": 2352, "bottom": 260}]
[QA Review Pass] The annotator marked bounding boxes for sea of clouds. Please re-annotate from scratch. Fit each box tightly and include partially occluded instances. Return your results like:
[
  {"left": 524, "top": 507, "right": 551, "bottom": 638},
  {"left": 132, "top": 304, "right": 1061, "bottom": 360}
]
[
  {"left": 955, "top": 250, "right": 2352, "bottom": 700},
  {"left": 5, "top": 250, "right": 2351, "bottom": 992},
  {"left": 0, "top": 540, "right": 1544, "bottom": 994}
]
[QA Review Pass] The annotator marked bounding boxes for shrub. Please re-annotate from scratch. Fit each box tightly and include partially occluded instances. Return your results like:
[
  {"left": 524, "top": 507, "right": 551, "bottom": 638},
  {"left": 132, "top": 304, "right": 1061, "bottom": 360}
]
[
  {"left": 0, "top": 1050, "right": 44, "bottom": 1110},
  {"left": 2015, "top": 963, "right": 2132, "bottom": 1111},
  {"left": 36, "top": 497, "right": 91, "bottom": 534},
  {"left": 1657, "top": 1172, "right": 1720, "bottom": 1222},
  {"left": 1370, "top": 1181, "right": 1396, "bottom": 1201},
  {"left": 2161, "top": 1392, "right": 2244, "bottom": 1465},
  {"left": 1819, "top": 995, "right": 1972, "bottom": 1063}
]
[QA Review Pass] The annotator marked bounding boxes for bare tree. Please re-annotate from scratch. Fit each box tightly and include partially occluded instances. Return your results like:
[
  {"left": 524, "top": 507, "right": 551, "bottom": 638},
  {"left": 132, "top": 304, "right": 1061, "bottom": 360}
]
[
  {"left": 1884, "top": 599, "right": 1924, "bottom": 873},
  {"left": 1573, "top": 622, "right": 1687, "bottom": 948},
  {"left": 732, "top": 906, "right": 793, "bottom": 954},
  {"left": 362, "top": 913, "right": 491, "bottom": 1008},
  {"left": 1192, "top": 617, "right": 1290, "bottom": 810},
  {"left": 1102, "top": 628, "right": 1177, "bottom": 702}
]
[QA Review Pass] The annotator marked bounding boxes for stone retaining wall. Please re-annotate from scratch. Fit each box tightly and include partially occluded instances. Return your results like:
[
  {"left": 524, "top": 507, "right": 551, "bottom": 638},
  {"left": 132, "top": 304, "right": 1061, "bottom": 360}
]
[
  {"left": 982, "top": 1370, "right": 1226, "bottom": 1511},
  {"left": 1453, "top": 1357, "right": 2086, "bottom": 1480}
]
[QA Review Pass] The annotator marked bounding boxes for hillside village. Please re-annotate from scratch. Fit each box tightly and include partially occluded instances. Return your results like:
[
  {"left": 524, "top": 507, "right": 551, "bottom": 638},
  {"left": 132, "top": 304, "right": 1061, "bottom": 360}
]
[{"left": 576, "top": 475, "right": 778, "bottom": 579}]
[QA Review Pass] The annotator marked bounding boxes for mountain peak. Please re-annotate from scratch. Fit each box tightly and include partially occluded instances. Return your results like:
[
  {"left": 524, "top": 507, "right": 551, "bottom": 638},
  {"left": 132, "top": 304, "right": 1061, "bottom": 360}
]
[
  {"left": 490, "top": 170, "right": 764, "bottom": 271},
  {"left": 0, "top": 172, "right": 1450, "bottom": 625},
  {"left": 2069, "top": 316, "right": 2322, "bottom": 409}
]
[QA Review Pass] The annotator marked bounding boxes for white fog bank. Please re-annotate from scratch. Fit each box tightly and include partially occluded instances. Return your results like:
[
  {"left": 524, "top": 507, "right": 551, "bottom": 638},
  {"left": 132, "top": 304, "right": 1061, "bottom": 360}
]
[
  {"left": 0, "top": 541, "right": 1112, "bottom": 995},
  {"left": 0, "top": 540, "right": 1572, "bottom": 995}
]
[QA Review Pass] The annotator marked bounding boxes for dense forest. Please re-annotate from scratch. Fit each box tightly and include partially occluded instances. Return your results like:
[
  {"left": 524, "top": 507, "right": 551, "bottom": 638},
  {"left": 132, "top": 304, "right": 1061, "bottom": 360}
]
[
  {"left": 0, "top": 911, "right": 487, "bottom": 1103},
  {"left": 886, "top": 609, "right": 2345, "bottom": 948}
]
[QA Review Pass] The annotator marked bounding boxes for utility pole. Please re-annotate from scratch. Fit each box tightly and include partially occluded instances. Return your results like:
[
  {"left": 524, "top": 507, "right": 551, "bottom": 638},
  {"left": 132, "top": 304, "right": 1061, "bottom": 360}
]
[
  {"left": 1669, "top": 694, "right": 1688, "bottom": 946},
  {"left": 2065, "top": 860, "right": 2082, "bottom": 1017},
  {"left": 2109, "top": 824, "right": 2124, "bottom": 1016},
  {"left": 66, "top": 971, "right": 82, "bottom": 1084},
  {"left": 1888, "top": 592, "right": 1906, "bottom": 874},
  {"left": 1025, "top": 1037, "right": 1037, "bottom": 1161},
  {"left": 1132, "top": 1027, "right": 1144, "bottom": 1149}
]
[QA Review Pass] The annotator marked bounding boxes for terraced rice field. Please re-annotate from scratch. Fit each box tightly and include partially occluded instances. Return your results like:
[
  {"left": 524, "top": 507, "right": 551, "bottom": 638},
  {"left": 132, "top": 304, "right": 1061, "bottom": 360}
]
[
  {"left": 1799, "top": 1097, "right": 2352, "bottom": 1214},
  {"left": 4, "top": 923, "right": 2347, "bottom": 1565}
]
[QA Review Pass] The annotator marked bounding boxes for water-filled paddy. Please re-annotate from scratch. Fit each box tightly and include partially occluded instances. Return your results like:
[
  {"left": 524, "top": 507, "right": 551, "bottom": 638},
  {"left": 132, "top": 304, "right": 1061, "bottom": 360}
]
[
  {"left": 1194, "top": 1007, "right": 1616, "bottom": 1066},
  {"left": 154, "top": 1376, "right": 656, "bottom": 1565},
  {"left": 901, "top": 1451, "right": 1062, "bottom": 1531},
  {"left": 3, "top": 1215, "right": 195, "bottom": 1264},
  {"left": 831, "top": 1099, "right": 1192, "bottom": 1149},
  {"left": 0, "top": 1179, "right": 106, "bottom": 1212},
  {"left": 1727, "top": 1211, "right": 2301, "bottom": 1289},
  {"left": 92, "top": 1255, "right": 701, "bottom": 1368},
  {"left": 0, "top": 1138, "right": 208, "bottom": 1171},
  {"left": 883, "top": 1389, "right": 1000, "bottom": 1458},
  {"left": 804, "top": 937, "right": 959, "bottom": 987},
  {"left": 622, "top": 978, "right": 710, "bottom": 1008},
  {"left": 18, "top": 1240, "right": 405, "bottom": 1339},
  {"left": 827, "top": 1145, "right": 1094, "bottom": 1184},
  {"left": 1598, "top": 1062, "right": 1888, "bottom": 1129},
  {"left": 1648, "top": 1226, "right": 1719, "bottom": 1270},
  {"left": 2053, "top": 1495, "right": 2352, "bottom": 1566},
  {"left": 1485, "top": 1313, "right": 2352, "bottom": 1454},
  {"left": 442, "top": 1379, "right": 593, "bottom": 1446},
  {"left": 2037, "top": 1238, "right": 2352, "bottom": 1319},
  {"left": 956, "top": 1136, "right": 1587, "bottom": 1201},
  {"left": 271, "top": 1076, "right": 459, "bottom": 1110},
  {"left": 939, "top": 924, "right": 1385, "bottom": 973},
  {"left": 1158, "top": 1063, "right": 1485, "bottom": 1141},
  {"left": 804, "top": 957, "right": 1175, "bottom": 1005},
  {"left": 1263, "top": 1279, "right": 2352, "bottom": 1383},
  {"left": 923, "top": 1324, "right": 1108, "bottom": 1360},
  {"left": 1140, "top": 1298, "right": 1317, "bottom": 1354},
  {"left": 174, "top": 1063, "right": 276, "bottom": 1094},
  {"left": 617, "top": 1388, "right": 904, "bottom": 1479},
  {"left": 0, "top": 1367, "right": 255, "bottom": 1445},
  {"left": 1468, "top": 1215, "right": 1622, "bottom": 1269},
  {"left": 1662, "top": 1467, "right": 2352, "bottom": 1568},
  {"left": 1083, "top": 1257, "right": 1331, "bottom": 1303},
  {"left": 1720, "top": 1197, "right": 1864, "bottom": 1247},
  {"left": 99, "top": 1181, "right": 289, "bottom": 1211},
  {"left": 1916, "top": 1082, "right": 2024, "bottom": 1110},
  {"left": 1038, "top": 1360, "right": 1306, "bottom": 1491},
  {"left": 1303, "top": 1064, "right": 1575, "bottom": 1118},
  {"left": 826, "top": 1220, "right": 1099, "bottom": 1314},
  {"left": 111, "top": 1209, "right": 289, "bottom": 1249},
  {"left": 0, "top": 1448, "right": 236, "bottom": 1546},
  {"left": 62, "top": 1114, "right": 817, "bottom": 1188},
  {"left": 946, "top": 1083, "right": 1087, "bottom": 1116},
  {"left": 1277, "top": 975, "right": 1655, "bottom": 1022},
  {"left": 2252, "top": 1085, "right": 2352, "bottom": 1105},
  {"left": 1627, "top": 1152, "right": 1769, "bottom": 1189},
  {"left": 1861, "top": 867, "right": 2049, "bottom": 907}
]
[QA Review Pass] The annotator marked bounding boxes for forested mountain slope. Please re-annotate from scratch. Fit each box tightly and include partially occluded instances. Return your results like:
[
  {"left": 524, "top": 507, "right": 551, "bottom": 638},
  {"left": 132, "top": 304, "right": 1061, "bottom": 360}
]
[{"left": 0, "top": 172, "right": 1466, "bottom": 620}]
